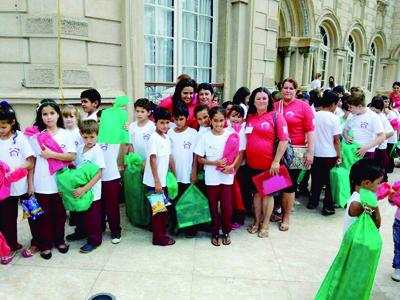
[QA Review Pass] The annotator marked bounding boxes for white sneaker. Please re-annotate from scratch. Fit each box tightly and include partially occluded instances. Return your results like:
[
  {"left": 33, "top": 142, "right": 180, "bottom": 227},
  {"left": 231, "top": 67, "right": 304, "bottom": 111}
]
[
  {"left": 111, "top": 237, "right": 121, "bottom": 244},
  {"left": 391, "top": 269, "right": 400, "bottom": 282}
]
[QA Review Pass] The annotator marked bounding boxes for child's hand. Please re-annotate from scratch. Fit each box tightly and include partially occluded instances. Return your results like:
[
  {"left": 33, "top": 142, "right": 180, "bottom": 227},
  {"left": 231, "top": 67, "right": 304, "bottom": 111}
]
[
  {"left": 124, "top": 122, "right": 129, "bottom": 131},
  {"left": 216, "top": 158, "right": 227, "bottom": 168},
  {"left": 222, "top": 165, "right": 234, "bottom": 174},
  {"left": 73, "top": 187, "right": 86, "bottom": 198},
  {"left": 191, "top": 172, "right": 198, "bottom": 184},
  {"left": 356, "top": 145, "right": 369, "bottom": 157},
  {"left": 28, "top": 185, "right": 34, "bottom": 196},
  {"left": 363, "top": 205, "right": 375, "bottom": 215},
  {"left": 155, "top": 182, "right": 163, "bottom": 194},
  {"left": 40, "top": 144, "right": 55, "bottom": 159},
  {"left": 345, "top": 136, "right": 353, "bottom": 144},
  {"left": 336, "top": 157, "right": 342, "bottom": 166}
]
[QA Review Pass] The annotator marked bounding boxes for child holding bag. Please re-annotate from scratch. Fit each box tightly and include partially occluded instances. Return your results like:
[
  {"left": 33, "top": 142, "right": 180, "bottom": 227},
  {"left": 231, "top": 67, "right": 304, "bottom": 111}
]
[
  {"left": 0, "top": 101, "right": 34, "bottom": 264},
  {"left": 195, "top": 107, "right": 243, "bottom": 246}
]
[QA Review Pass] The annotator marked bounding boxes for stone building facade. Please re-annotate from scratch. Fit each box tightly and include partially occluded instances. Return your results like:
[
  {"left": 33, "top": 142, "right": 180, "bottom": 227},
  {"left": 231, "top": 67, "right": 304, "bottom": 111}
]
[{"left": 0, "top": 0, "right": 399, "bottom": 125}]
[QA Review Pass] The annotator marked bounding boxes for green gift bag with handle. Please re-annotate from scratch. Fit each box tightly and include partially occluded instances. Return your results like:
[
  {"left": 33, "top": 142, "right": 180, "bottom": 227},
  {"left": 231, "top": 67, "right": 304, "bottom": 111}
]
[
  {"left": 329, "top": 166, "right": 351, "bottom": 208},
  {"left": 315, "top": 189, "right": 382, "bottom": 300},
  {"left": 98, "top": 95, "right": 131, "bottom": 144},
  {"left": 166, "top": 171, "right": 178, "bottom": 200},
  {"left": 175, "top": 184, "right": 211, "bottom": 229},
  {"left": 341, "top": 140, "right": 361, "bottom": 170},
  {"left": 56, "top": 162, "right": 99, "bottom": 212},
  {"left": 123, "top": 153, "right": 150, "bottom": 226}
]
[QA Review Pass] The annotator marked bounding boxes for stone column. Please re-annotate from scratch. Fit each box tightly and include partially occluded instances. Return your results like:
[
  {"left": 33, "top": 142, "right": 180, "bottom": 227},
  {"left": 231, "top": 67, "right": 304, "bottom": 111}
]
[
  {"left": 282, "top": 48, "right": 292, "bottom": 79},
  {"left": 299, "top": 47, "right": 312, "bottom": 87},
  {"left": 360, "top": 54, "right": 370, "bottom": 89},
  {"left": 333, "top": 49, "right": 348, "bottom": 85}
]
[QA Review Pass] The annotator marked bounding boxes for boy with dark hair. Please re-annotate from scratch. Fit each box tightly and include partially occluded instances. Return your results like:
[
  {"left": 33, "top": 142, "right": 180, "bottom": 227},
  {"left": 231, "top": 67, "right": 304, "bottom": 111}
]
[
  {"left": 143, "top": 107, "right": 176, "bottom": 246},
  {"left": 344, "top": 92, "right": 385, "bottom": 159},
  {"left": 308, "top": 90, "right": 342, "bottom": 215},
  {"left": 81, "top": 89, "right": 101, "bottom": 120}
]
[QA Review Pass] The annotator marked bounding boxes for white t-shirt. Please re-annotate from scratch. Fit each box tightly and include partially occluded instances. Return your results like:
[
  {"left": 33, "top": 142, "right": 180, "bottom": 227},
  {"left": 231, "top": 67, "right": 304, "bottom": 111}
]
[
  {"left": 194, "top": 130, "right": 241, "bottom": 186},
  {"left": 85, "top": 110, "right": 98, "bottom": 121},
  {"left": 167, "top": 127, "right": 197, "bottom": 184},
  {"left": 377, "top": 112, "right": 393, "bottom": 150},
  {"left": 343, "top": 192, "right": 361, "bottom": 234},
  {"left": 386, "top": 110, "right": 399, "bottom": 144},
  {"left": 143, "top": 132, "right": 171, "bottom": 188},
  {"left": 100, "top": 144, "right": 121, "bottom": 181},
  {"left": 74, "top": 144, "right": 105, "bottom": 201},
  {"left": 334, "top": 107, "right": 345, "bottom": 118},
  {"left": 0, "top": 131, "right": 34, "bottom": 196},
  {"left": 67, "top": 127, "right": 83, "bottom": 148},
  {"left": 310, "top": 79, "right": 321, "bottom": 91},
  {"left": 32, "top": 128, "right": 77, "bottom": 194},
  {"left": 240, "top": 103, "right": 248, "bottom": 119},
  {"left": 344, "top": 109, "right": 384, "bottom": 153},
  {"left": 129, "top": 121, "right": 156, "bottom": 158},
  {"left": 198, "top": 126, "right": 211, "bottom": 136},
  {"left": 314, "top": 111, "right": 342, "bottom": 157}
]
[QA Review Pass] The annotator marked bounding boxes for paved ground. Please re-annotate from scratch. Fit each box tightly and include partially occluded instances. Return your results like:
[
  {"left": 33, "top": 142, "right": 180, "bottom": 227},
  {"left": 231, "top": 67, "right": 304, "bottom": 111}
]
[{"left": 0, "top": 172, "right": 399, "bottom": 300}]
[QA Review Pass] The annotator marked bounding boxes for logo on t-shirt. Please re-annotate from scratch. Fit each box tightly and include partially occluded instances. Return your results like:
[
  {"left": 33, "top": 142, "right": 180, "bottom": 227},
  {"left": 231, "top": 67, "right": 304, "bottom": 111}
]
[
  {"left": 9, "top": 147, "right": 20, "bottom": 157},
  {"left": 260, "top": 122, "right": 270, "bottom": 129},
  {"left": 100, "top": 144, "right": 108, "bottom": 151},
  {"left": 286, "top": 111, "right": 295, "bottom": 118},
  {"left": 143, "top": 133, "right": 151, "bottom": 141},
  {"left": 60, "top": 144, "right": 66, "bottom": 150},
  {"left": 183, "top": 141, "right": 192, "bottom": 149},
  {"left": 75, "top": 141, "right": 79, "bottom": 147},
  {"left": 360, "top": 121, "right": 368, "bottom": 129}
]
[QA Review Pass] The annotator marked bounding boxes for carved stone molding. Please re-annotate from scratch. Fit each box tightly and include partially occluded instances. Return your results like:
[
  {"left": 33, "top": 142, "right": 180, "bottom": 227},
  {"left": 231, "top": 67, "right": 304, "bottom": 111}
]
[{"left": 377, "top": 0, "right": 388, "bottom": 14}]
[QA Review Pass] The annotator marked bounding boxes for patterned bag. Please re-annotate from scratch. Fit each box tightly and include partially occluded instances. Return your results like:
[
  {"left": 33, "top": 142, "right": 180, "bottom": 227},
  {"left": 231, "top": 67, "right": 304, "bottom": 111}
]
[
  {"left": 273, "top": 112, "right": 294, "bottom": 167},
  {"left": 288, "top": 146, "right": 310, "bottom": 170}
]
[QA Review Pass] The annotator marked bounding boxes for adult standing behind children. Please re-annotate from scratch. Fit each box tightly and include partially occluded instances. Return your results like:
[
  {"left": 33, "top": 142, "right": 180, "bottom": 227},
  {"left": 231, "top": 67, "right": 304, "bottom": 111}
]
[
  {"left": 245, "top": 87, "right": 289, "bottom": 237},
  {"left": 232, "top": 87, "right": 251, "bottom": 118},
  {"left": 81, "top": 89, "right": 101, "bottom": 120},
  {"left": 274, "top": 79, "right": 315, "bottom": 231}
]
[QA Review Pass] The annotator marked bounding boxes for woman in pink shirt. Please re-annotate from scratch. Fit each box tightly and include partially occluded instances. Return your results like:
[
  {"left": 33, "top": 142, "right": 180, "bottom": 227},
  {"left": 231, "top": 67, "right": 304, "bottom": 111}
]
[
  {"left": 389, "top": 81, "right": 400, "bottom": 110},
  {"left": 160, "top": 79, "right": 199, "bottom": 129},
  {"left": 274, "top": 79, "right": 316, "bottom": 231},
  {"left": 245, "top": 87, "right": 289, "bottom": 238}
]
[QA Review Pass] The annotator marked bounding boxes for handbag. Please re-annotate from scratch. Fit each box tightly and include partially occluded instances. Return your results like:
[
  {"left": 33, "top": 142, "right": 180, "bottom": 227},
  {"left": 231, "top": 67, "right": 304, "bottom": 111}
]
[{"left": 273, "top": 112, "right": 294, "bottom": 167}]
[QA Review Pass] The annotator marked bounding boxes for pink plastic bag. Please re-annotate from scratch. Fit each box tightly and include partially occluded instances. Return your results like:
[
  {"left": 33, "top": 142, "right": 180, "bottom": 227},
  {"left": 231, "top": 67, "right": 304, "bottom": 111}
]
[
  {"left": 0, "top": 161, "right": 28, "bottom": 201},
  {"left": 376, "top": 182, "right": 391, "bottom": 200},
  {"left": 24, "top": 126, "right": 70, "bottom": 175},
  {"left": 0, "top": 232, "right": 10, "bottom": 257},
  {"left": 390, "top": 118, "right": 400, "bottom": 130},
  {"left": 216, "top": 132, "right": 239, "bottom": 174}
]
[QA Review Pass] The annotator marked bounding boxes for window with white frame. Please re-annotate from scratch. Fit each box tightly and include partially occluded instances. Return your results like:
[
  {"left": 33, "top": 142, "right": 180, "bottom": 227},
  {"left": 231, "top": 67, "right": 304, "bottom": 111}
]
[
  {"left": 319, "top": 26, "right": 329, "bottom": 88},
  {"left": 368, "top": 42, "right": 376, "bottom": 92},
  {"left": 144, "top": 0, "right": 214, "bottom": 95},
  {"left": 345, "top": 35, "right": 355, "bottom": 92}
]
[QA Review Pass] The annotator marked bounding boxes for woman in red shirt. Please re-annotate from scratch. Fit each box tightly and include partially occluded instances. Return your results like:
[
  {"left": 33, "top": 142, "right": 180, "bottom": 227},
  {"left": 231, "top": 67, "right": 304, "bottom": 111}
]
[
  {"left": 159, "top": 79, "right": 199, "bottom": 129},
  {"left": 245, "top": 87, "right": 289, "bottom": 237},
  {"left": 274, "top": 79, "right": 315, "bottom": 231},
  {"left": 389, "top": 81, "right": 400, "bottom": 110}
]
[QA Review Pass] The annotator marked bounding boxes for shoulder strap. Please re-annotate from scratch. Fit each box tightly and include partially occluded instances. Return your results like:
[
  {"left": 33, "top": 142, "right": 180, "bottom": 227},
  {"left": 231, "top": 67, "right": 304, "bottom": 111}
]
[{"left": 273, "top": 111, "right": 278, "bottom": 137}]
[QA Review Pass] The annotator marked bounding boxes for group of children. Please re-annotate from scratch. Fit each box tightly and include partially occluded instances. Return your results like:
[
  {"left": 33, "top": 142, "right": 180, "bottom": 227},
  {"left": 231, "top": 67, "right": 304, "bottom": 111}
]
[{"left": 0, "top": 81, "right": 399, "bottom": 283}]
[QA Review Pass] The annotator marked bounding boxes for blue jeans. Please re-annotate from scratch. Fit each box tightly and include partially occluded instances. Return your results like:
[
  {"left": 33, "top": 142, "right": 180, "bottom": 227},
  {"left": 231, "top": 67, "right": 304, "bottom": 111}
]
[{"left": 393, "top": 218, "right": 400, "bottom": 269}]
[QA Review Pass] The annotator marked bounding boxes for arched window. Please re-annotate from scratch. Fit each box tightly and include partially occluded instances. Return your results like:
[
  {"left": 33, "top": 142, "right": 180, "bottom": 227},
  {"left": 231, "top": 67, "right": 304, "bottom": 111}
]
[
  {"left": 319, "top": 26, "right": 329, "bottom": 87},
  {"left": 368, "top": 42, "right": 377, "bottom": 91},
  {"left": 345, "top": 35, "right": 356, "bottom": 91}
]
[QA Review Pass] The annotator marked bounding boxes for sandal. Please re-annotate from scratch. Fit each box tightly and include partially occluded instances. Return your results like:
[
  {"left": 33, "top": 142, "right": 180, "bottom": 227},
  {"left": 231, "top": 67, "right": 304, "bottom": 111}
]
[
  {"left": 222, "top": 234, "right": 231, "bottom": 245},
  {"left": 21, "top": 246, "right": 38, "bottom": 258},
  {"left": 279, "top": 223, "right": 289, "bottom": 232},
  {"left": 247, "top": 224, "right": 259, "bottom": 234},
  {"left": 56, "top": 244, "right": 69, "bottom": 254},
  {"left": 211, "top": 235, "right": 220, "bottom": 247},
  {"left": 1, "top": 251, "right": 16, "bottom": 265},
  {"left": 257, "top": 228, "right": 269, "bottom": 238},
  {"left": 270, "top": 213, "right": 282, "bottom": 223}
]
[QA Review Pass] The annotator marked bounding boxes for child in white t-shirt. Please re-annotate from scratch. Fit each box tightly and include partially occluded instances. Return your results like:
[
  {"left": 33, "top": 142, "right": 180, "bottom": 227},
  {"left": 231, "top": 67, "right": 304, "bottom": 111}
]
[
  {"left": 308, "top": 90, "right": 342, "bottom": 215},
  {"left": 30, "top": 99, "right": 77, "bottom": 260},
  {"left": 167, "top": 104, "right": 198, "bottom": 236},
  {"left": 80, "top": 89, "right": 101, "bottom": 120},
  {"left": 0, "top": 101, "right": 34, "bottom": 265},
  {"left": 195, "top": 107, "right": 242, "bottom": 247},
  {"left": 128, "top": 98, "right": 156, "bottom": 159},
  {"left": 369, "top": 97, "right": 394, "bottom": 182},
  {"left": 62, "top": 105, "right": 83, "bottom": 148},
  {"left": 383, "top": 95, "right": 399, "bottom": 174},
  {"left": 143, "top": 107, "right": 176, "bottom": 246},
  {"left": 71, "top": 120, "right": 105, "bottom": 254},
  {"left": 344, "top": 92, "right": 385, "bottom": 159},
  {"left": 96, "top": 110, "right": 122, "bottom": 245}
]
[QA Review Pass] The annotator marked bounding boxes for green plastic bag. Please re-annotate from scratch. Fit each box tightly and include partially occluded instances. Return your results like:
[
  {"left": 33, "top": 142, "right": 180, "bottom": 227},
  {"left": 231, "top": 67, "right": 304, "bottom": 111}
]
[
  {"left": 98, "top": 95, "right": 131, "bottom": 144},
  {"left": 315, "top": 189, "right": 382, "bottom": 300},
  {"left": 175, "top": 184, "right": 211, "bottom": 229},
  {"left": 56, "top": 162, "right": 99, "bottom": 212},
  {"left": 390, "top": 141, "right": 400, "bottom": 158},
  {"left": 124, "top": 153, "right": 150, "bottom": 226},
  {"left": 166, "top": 171, "right": 178, "bottom": 200},
  {"left": 329, "top": 167, "right": 350, "bottom": 208},
  {"left": 341, "top": 140, "right": 361, "bottom": 170}
]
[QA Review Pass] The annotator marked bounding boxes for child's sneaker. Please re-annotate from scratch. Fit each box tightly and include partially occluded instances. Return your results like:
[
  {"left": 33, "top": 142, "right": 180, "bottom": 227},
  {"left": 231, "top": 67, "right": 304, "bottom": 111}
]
[
  {"left": 231, "top": 223, "right": 241, "bottom": 230},
  {"left": 80, "top": 243, "right": 98, "bottom": 253},
  {"left": 111, "top": 235, "right": 121, "bottom": 244},
  {"left": 1, "top": 251, "right": 16, "bottom": 265},
  {"left": 392, "top": 269, "right": 400, "bottom": 282}
]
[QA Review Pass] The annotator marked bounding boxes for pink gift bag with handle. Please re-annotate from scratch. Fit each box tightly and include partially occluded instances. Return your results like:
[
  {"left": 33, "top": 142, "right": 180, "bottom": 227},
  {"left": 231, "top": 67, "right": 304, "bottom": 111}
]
[
  {"left": 24, "top": 126, "right": 70, "bottom": 175},
  {"left": 0, "top": 161, "right": 28, "bottom": 201},
  {"left": 216, "top": 126, "right": 241, "bottom": 174}
]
